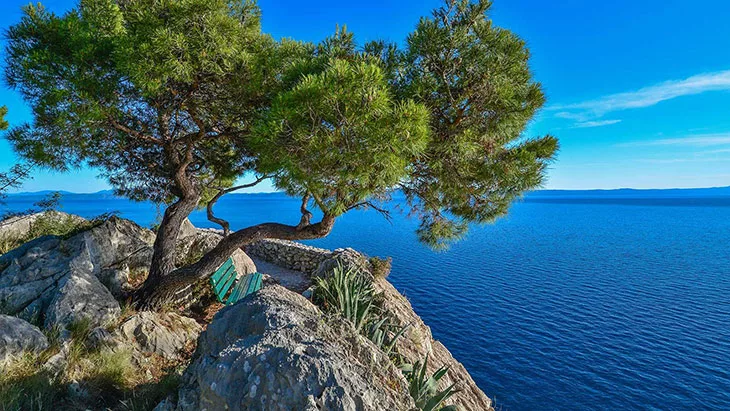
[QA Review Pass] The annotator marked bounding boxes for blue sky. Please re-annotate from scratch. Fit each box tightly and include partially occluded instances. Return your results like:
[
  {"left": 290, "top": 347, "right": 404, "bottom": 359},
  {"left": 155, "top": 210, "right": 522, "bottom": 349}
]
[{"left": 1, "top": 0, "right": 730, "bottom": 192}]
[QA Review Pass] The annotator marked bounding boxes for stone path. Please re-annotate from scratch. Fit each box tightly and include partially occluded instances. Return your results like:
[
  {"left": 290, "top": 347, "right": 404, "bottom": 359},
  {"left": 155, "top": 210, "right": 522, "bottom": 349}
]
[{"left": 250, "top": 257, "right": 311, "bottom": 293}]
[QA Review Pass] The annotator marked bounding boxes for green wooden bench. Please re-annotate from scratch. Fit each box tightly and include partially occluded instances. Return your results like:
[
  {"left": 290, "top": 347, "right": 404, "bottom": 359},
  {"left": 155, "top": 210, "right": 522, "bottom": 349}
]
[{"left": 210, "top": 257, "right": 263, "bottom": 305}]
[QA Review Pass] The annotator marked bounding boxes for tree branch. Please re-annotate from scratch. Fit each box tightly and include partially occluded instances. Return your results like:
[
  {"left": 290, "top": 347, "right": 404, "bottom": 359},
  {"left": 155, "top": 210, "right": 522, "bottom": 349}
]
[
  {"left": 135, "top": 212, "right": 336, "bottom": 308},
  {"left": 206, "top": 175, "right": 269, "bottom": 236},
  {"left": 296, "top": 193, "right": 313, "bottom": 229},
  {"left": 346, "top": 200, "right": 392, "bottom": 222},
  {"left": 109, "top": 119, "right": 163, "bottom": 145}
]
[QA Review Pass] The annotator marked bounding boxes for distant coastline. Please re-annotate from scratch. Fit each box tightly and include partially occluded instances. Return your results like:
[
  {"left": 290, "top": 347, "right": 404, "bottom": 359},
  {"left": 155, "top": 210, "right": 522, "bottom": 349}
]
[{"left": 8, "top": 185, "right": 730, "bottom": 198}]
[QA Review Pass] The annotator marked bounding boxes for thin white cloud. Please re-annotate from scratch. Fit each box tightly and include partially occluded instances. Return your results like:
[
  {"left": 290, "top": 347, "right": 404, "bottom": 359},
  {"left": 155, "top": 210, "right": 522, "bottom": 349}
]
[
  {"left": 549, "top": 69, "right": 730, "bottom": 119},
  {"left": 554, "top": 111, "right": 588, "bottom": 121},
  {"left": 637, "top": 155, "right": 730, "bottom": 164},
  {"left": 572, "top": 119, "right": 622, "bottom": 128},
  {"left": 701, "top": 147, "right": 730, "bottom": 154},
  {"left": 617, "top": 133, "right": 730, "bottom": 147}
]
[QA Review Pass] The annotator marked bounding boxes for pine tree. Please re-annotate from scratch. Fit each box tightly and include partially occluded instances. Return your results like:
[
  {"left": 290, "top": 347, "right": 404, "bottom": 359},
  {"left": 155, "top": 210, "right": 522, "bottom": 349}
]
[{"left": 4, "top": 0, "right": 557, "bottom": 308}]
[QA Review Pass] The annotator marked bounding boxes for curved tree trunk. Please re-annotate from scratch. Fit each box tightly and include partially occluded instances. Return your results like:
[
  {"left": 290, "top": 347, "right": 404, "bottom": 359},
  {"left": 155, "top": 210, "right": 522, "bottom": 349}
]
[
  {"left": 147, "top": 146, "right": 201, "bottom": 282},
  {"left": 147, "top": 193, "right": 201, "bottom": 281},
  {"left": 134, "top": 214, "right": 335, "bottom": 309}
]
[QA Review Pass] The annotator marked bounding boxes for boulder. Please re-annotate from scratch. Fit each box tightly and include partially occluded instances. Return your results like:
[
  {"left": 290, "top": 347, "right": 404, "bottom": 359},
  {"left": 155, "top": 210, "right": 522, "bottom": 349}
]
[
  {"left": 0, "top": 216, "right": 153, "bottom": 328},
  {"left": 45, "top": 272, "right": 121, "bottom": 328},
  {"left": 175, "top": 285, "right": 414, "bottom": 410},
  {"left": 178, "top": 218, "right": 198, "bottom": 240},
  {"left": 176, "top": 219, "right": 219, "bottom": 266},
  {"left": 0, "top": 314, "right": 49, "bottom": 363},
  {"left": 83, "top": 215, "right": 155, "bottom": 294},
  {"left": 312, "top": 248, "right": 371, "bottom": 281},
  {"left": 231, "top": 248, "right": 256, "bottom": 276},
  {"left": 116, "top": 311, "right": 202, "bottom": 360}
]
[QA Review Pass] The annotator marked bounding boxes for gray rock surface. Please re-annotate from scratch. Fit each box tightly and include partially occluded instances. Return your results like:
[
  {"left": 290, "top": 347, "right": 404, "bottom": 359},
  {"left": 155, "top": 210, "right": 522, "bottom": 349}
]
[
  {"left": 176, "top": 220, "right": 221, "bottom": 265},
  {"left": 45, "top": 272, "right": 121, "bottom": 328},
  {"left": 256, "top": 240, "right": 494, "bottom": 411},
  {"left": 116, "top": 311, "right": 202, "bottom": 360},
  {"left": 312, "top": 248, "right": 371, "bottom": 281},
  {"left": 251, "top": 256, "right": 310, "bottom": 293},
  {"left": 0, "top": 217, "right": 153, "bottom": 328},
  {"left": 231, "top": 248, "right": 257, "bottom": 276},
  {"left": 0, "top": 314, "right": 49, "bottom": 363},
  {"left": 176, "top": 285, "right": 414, "bottom": 411}
]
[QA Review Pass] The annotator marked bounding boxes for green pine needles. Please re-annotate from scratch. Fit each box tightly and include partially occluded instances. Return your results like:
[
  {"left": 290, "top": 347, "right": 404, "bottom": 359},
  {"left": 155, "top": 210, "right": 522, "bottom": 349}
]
[{"left": 4, "top": 0, "right": 558, "bottom": 306}]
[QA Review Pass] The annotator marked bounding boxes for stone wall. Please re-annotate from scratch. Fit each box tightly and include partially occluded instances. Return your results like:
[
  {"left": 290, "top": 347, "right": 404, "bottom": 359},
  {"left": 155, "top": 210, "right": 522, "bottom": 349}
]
[{"left": 245, "top": 239, "right": 333, "bottom": 273}]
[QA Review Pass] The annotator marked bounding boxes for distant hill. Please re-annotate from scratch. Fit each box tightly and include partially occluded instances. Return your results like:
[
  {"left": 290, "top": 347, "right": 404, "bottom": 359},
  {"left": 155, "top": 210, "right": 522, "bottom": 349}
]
[
  {"left": 9, "top": 190, "right": 77, "bottom": 196},
  {"left": 7, "top": 186, "right": 730, "bottom": 198}
]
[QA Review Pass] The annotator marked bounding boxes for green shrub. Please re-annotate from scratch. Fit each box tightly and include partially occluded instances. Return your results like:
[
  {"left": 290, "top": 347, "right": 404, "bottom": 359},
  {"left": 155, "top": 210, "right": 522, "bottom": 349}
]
[
  {"left": 313, "top": 263, "right": 461, "bottom": 410},
  {"left": 0, "top": 212, "right": 117, "bottom": 256},
  {"left": 0, "top": 235, "right": 23, "bottom": 255},
  {"left": 26, "top": 213, "right": 82, "bottom": 239},
  {"left": 369, "top": 256, "right": 393, "bottom": 278},
  {"left": 0, "top": 316, "right": 180, "bottom": 410}
]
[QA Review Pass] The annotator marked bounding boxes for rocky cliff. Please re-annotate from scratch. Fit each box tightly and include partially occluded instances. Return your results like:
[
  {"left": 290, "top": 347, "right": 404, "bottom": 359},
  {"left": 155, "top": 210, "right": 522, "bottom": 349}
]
[{"left": 0, "top": 214, "right": 493, "bottom": 410}]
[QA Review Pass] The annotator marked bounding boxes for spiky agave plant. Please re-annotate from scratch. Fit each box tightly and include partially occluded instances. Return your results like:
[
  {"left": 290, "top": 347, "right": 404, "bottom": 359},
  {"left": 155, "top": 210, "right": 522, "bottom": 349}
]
[
  {"left": 313, "top": 263, "right": 377, "bottom": 332},
  {"left": 402, "top": 353, "right": 460, "bottom": 411},
  {"left": 365, "top": 317, "right": 410, "bottom": 357}
]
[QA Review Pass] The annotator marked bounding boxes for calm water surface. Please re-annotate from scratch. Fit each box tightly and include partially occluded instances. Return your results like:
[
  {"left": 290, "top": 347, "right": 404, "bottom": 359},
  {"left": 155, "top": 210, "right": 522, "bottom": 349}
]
[{"left": 3, "top": 191, "right": 730, "bottom": 410}]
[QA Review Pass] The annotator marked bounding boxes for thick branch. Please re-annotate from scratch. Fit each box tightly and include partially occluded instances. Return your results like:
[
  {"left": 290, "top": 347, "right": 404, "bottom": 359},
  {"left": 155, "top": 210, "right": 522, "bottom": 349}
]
[
  {"left": 206, "top": 175, "right": 269, "bottom": 236},
  {"left": 135, "top": 213, "right": 336, "bottom": 309},
  {"left": 296, "top": 193, "right": 313, "bottom": 229},
  {"left": 109, "top": 119, "right": 163, "bottom": 145}
]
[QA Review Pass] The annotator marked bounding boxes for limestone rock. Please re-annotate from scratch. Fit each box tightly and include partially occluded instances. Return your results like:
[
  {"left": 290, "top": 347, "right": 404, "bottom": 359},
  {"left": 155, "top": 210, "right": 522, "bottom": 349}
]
[
  {"left": 231, "top": 248, "right": 256, "bottom": 276},
  {"left": 178, "top": 218, "right": 198, "bottom": 240},
  {"left": 45, "top": 272, "right": 121, "bottom": 328},
  {"left": 86, "top": 326, "right": 116, "bottom": 350},
  {"left": 0, "top": 216, "right": 152, "bottom": 328},
  {"left": 176, "top": 219, "right": 220, "bottom": 265},
  {"left": 0, "top": 314, "right": 49, "bottom": 363},
  {"left": 153, "top": 398, "right": 177, "bottom": 411},
  {"left": 117, "top": 311, "right": 202, "bottom": 360},
  {"left": 176, "top": 285, "right": 414, "bottom": 411},
  {"left": 312, "top": 248, "right": 371, "bottom": 281}
]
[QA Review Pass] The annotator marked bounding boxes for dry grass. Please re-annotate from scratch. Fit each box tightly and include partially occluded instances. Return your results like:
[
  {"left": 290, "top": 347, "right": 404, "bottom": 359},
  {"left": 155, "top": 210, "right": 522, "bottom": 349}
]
[
  {"left": 0, "top": 213, "right": 91, "bottom": 256},
  {"left": 0, "top": 318, "right": 183, "bottom": 411}
]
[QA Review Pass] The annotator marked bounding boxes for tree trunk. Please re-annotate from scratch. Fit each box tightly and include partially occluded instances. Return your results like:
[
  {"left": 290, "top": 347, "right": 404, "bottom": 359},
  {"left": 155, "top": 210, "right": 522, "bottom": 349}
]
[
  {"left": 147, "top": 193, "right": 201, "bottom": 282},
  {"left": 134, "top": 215, "right": 335, "bottom": 309}
]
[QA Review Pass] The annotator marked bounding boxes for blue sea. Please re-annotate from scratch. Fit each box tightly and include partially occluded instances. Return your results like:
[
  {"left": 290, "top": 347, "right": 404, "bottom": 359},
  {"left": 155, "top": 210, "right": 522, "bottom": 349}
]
[{"left": 3, "top": 189, "right": 730, "bottom": 410}]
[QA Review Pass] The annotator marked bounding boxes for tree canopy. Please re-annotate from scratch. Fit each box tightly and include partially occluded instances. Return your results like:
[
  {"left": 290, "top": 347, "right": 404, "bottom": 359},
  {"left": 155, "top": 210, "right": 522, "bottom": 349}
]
[{"left": 4, "top": 0, "right": 558, "bottom": 306}]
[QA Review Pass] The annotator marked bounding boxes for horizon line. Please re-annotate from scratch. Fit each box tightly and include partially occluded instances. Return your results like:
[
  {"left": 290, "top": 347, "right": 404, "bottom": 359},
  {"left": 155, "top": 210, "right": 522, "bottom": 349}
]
[{"left": 6, "top": 185, "right": 730, "bottom": 196}]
